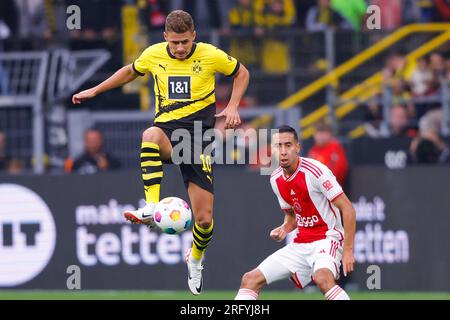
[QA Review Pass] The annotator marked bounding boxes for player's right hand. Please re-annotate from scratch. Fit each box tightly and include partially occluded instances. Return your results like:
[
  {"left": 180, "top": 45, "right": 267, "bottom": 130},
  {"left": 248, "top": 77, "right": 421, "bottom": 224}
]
[
  {"left": 215, "top": 106, "right": 241, "bottom": 129},
  {"left": 270, "top": 226, "right": 287, "bottom": 242},
  {"left": 72, "top": 88, "right": 97, "bottom": 104}
]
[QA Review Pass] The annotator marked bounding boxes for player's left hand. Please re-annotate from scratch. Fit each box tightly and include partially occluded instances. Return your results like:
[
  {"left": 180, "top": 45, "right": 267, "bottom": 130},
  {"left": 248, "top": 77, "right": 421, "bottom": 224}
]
[
  {"left": 270, "top": 226, "right": 287, "bottom": 242},
  {"left": 215, "top": 106, "right": 241, "bottom": 129},
  {"left": 342, "top": 248, "right": 355, "bottom": 277}
]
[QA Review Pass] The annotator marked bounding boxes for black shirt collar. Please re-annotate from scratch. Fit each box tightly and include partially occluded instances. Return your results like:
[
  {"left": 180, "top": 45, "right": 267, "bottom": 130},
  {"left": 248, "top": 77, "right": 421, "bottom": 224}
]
[{"left": 166, "top": 42, "right": 197, "bottom": 60}]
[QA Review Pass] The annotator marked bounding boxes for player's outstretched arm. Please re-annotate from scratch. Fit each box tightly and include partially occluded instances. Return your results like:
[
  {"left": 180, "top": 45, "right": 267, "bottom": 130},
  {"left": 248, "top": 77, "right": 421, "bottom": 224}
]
[
  {"left": 215, "top": 63, "right": 250, "bottom": 129},
  {"left": 72, "top": 64, "right": 139, "bottom": 104},
  {"left": 332, "top": 193, "right": 356, "bottom": 276},
  {"left": 270, "top": 209, "right": 296, "bottom": 242}
]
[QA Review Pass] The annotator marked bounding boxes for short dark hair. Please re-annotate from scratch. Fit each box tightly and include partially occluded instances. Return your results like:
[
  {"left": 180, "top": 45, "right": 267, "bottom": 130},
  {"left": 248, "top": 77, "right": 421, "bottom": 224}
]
[
  {"left": 165, "top": 10, "right": 194, "bottom": 33},
  {"left": 275, "top": 125, "right": 299, "bottom": 142}
]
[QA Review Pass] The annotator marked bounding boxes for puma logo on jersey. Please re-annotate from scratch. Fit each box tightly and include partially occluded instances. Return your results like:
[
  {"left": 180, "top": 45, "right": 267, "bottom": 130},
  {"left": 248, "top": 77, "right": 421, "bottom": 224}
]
[{"left": 159, "top": 64, "right": 167, "bottom": 71}]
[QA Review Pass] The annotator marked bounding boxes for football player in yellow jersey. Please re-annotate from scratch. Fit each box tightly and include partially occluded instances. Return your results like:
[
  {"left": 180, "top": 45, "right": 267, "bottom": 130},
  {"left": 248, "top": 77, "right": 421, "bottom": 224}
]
[{"left": 72, "top": 10, "right": 250, "bottom": 295}]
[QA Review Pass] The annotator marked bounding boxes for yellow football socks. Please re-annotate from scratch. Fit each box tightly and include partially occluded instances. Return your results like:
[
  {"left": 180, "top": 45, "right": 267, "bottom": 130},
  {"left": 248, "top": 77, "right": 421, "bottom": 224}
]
[{"left": 140, "top": 142, "right": 163, "bottom": 203}]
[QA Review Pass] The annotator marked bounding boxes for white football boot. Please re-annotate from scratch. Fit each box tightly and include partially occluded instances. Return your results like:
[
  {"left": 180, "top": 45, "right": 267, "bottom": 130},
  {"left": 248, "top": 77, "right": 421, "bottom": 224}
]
[
  {"left": 185, "top": 248, "right": 204, "bottom": 295},
  {"left": 123, "top": 203, "right": 157, "bottom": 228}
]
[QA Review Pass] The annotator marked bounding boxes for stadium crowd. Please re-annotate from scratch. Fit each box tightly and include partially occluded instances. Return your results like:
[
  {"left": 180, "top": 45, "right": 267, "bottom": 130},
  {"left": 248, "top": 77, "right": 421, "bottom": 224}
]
[
  {"left": 1, "top": 0, "right": 449, "bottom": 47},
  {"left": 364, "top": 50, "right": 450, "bottom": 164},
  {"left": 0, "top": 0, "right": 450, "bottom": 174}
]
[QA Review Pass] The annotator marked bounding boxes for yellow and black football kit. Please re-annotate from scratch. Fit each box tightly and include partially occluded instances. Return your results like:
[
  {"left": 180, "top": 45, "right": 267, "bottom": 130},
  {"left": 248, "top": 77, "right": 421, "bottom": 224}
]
[
  {"left": 133, "top": 42, "right": 240, "bottom": 196},
  {"left": 133, "top": 42, "right": 239, "bottom": 261}
]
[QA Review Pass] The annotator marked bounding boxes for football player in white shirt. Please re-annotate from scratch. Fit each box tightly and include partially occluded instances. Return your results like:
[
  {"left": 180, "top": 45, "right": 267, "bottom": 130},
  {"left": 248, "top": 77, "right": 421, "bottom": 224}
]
[{"left": 235, "top": 125, "right": 356, "bottom": 300}]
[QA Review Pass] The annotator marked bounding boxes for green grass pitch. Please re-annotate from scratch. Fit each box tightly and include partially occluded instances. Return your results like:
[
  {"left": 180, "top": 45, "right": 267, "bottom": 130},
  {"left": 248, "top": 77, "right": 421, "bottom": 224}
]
[{"left": 1, "top": 290, "right": 449, "bottom": 300}]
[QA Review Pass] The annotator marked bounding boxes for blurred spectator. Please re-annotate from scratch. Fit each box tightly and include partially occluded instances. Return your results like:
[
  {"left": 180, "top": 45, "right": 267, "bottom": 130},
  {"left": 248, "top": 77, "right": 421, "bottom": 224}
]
[
  {"left": 415, "top": 139, "right": 444, "bottom": 163},
  {"left": 402, "top": 0, "right": 422, "bottom": 24},
  {"left": 293, "top": 0, "right": 316, "bottom": 28},
  {"left": 383, "top": 53, "right": 412, "bottom": 84},
  {"left": 215, "top": 80, "right": 257, "bottom": 110},
  {"left": 409, "top": 56, "right": 433, "bottom": 97},
  {"left": 383, "top": 53, "right": 418, "bottom": 119},
  {"left": 4, "top": 0, "right": 52, "bottom": 49},
  {"left": 305, "top": 0, "right": 350, "bottom": 32},
  {"left": 308, "top": 121, "right": 349, "bottom": 186},
  {"left": 254, "top": 0, "right": 296, "bottom": 29},
  {"left": 7, "top": 158, "right": 25, "bottom": 174},
  {"left": 370, "top": 0, "right": 402, "bottom": 30},
  {"left": 391, "top": 79, "right": 415, "bottom": 119},
  {"left": 389, "top": 105, "right": 417, "bottom": 137},
  {"left": 446, "top": 55, "right": 450, "bottom": 80},
  {"left": 0, "top": 132, "right": 10, "bottom": 171},
  {"left": 214, "top": 83, "right": 258, "bottom": 167},
  {"left": 182, "top": 0, "right": 223, "bottom": 32},
  {"left": 16, "top": 0, "right": 49, "bottom": 38},
  {"left": 228, "top": 0, "right": 256, "bottom": 30},
  {"left": 254, "top": 0, "right": 296, "bottom": 74},
  {"left": 215, "top": 80, "right": 257, "bottom": 165},
  {"left": 0, "top": 131, "right": 26, "bottom": 174},
  {"left": 66, "top": 129, "right": 121, "bottom": 174},
  {"left": 0, "top": 0, "right": 17, "bottom": 43},
  {"left": 215, "top": 124, "right": 258, "bottom": 167},
  {"left": 363, "top": 97, "right": 383, "bottom": 138},
  {"left": 42, "top": 0, "right": 71, "bottom": 43},
  {"left": 410, "top": 108, "right": 449, "bottom": 163},
  {"left": 69, "top": 0, "right": 121, "bottom": 43},
  {"left": 430, "top": 52, "right": 446, "bottom": 82},
  {"left": 69, "top": 0, "right": 122, "bottom": 70},
  {"left": 228, "top": 0, "right": 260, "bottom": 69},
  {"left": 331, "top": 0, "right": 367, "bottom": 31},
  {"left": 415, "top": 0, "right": 435, "bottom": 22},
  {"left": 434, "top": 0, "right": 450, "bottom": 21},
  {"left": 0, "top": 63, "right": 9, "bottom": 95},
  {"left": 406, "top": 52, "right": 446, "bottom": 119},
  {"left": 139, "top": 0, "right": 169, "bottom": 32}
]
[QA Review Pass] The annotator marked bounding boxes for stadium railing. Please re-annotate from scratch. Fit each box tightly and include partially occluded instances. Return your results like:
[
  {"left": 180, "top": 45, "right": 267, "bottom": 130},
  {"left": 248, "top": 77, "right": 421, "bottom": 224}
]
[
  {"left": 0, "top": 52, "right": 49, "bottom": 173},
  {"left": 0, "top": 49, "right": 110, "bottom": 173},
  {"left": 268, "top": 23, "right": 450, "bottom": 139}
]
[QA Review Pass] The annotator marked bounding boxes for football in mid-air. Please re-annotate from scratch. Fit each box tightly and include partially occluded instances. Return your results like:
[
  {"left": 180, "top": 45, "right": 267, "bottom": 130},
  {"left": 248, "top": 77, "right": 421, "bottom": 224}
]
[{"left": 154, "top": 197, "right": 192, "bottom": 234}]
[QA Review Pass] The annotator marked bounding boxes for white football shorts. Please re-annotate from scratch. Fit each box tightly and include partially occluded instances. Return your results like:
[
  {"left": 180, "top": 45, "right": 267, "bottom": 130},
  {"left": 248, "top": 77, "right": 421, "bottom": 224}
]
[{"left": 257, "top": 238, "right": 343, "bottom": 288}]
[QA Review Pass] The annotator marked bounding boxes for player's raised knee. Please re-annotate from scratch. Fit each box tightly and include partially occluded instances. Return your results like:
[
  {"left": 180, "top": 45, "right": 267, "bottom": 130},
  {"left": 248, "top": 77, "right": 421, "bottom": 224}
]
[
  {"left": 241, "top": 271, "right": 256, "bottom": 287},
  {"left": 241, "top": 269, "right": 265, "bottom": 289},
  {"left": 194, "top": 211, "right": 212, "bottom": 229},
  {"left": 142, "top": 127, "right": 162, "bottom": 144},
  {"left": 313, "top": 268, "right": 335, "bottom": 291}
]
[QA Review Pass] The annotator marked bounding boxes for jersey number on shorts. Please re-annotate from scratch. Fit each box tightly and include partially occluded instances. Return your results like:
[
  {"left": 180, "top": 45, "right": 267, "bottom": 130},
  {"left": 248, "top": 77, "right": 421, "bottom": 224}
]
[
  {"left": 168, "top": 76, "right": 191, "bottom": 99},
  {"left": 200, "top": 154, "right": 213, "bottom": 183}
]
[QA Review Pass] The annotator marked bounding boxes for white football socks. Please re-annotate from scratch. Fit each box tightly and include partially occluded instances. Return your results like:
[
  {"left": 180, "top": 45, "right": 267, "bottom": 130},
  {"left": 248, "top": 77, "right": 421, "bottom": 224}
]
[
  {"left": 235, "top": 288, "right": 259, "bottom": 300},
  {"left": 325, "top": 285, "right": 350, "bottom": 300}
]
